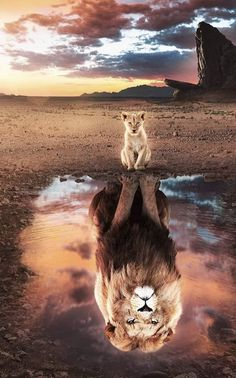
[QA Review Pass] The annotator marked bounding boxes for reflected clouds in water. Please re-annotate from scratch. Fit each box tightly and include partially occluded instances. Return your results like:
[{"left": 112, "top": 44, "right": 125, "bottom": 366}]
[{"left": 20, "top": 174, "right": 236, "bottom": 359}]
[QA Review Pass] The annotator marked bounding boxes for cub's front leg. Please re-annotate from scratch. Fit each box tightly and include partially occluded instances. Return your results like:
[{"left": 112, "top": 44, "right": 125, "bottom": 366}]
[
  {"left": 134, "top": 146, "right": 147, "bottom": 170},
  {"left": 121, "top": 147, "right": 135, "bottom": 171}
]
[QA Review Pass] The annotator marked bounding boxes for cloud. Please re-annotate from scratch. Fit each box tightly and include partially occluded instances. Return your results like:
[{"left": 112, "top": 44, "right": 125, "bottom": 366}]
[
  {"left": 70, "top": 285, "right": 94, "bottom": 304},
  {"left": 3, "top": 0, "right": 236, "bottom": 82},
  {"left": 198, "top": 7, "right": 236, "bottom": 22},
  {"left": 4, "top": 21, "right": 28, "bottom": 35},
  {"left": 52, "top": 0, "right": 76, "bottom": 8},
  {"left": 147, "top": 19, "right": 236, "bottom": 50},
  {"left": 57, "top": 1, "right": 128, "bottom": 40},
  {"left": 56, "top": 0, "right": 149, "bottom": 46},
  {"left": 42, "top": 304, "right": 103, "bottom": 347},
  {"left": 63, "top": 268, "right": 92, "bottom": 281},
  {"left": 136, "top": 0, "right": 236, "bottom": 31},
  {"left": 4, "top": 1, "right": 236, "bottom": 43},
  {"left": 65, "top": 241, "right": 92, "bottom": 259},
  {"left": 68, "top": 50, "right": 195, "bottom": 80},
  {"left": 4, "top": 13, "right": 62, "bottom": 35},
  {"left": 4, "top": 0, "right": 150, "bottom": 46},
  {"left": 220, "top": 21, "right": 236, "bottom": 44},
  {"left": 68, "top": 269, "right": 94, "bottom": 305},
  {"left": 7, "top": 47, "right": 88, "bottom": 71},
  {"left": 195, "top": 307, "right": 232, "bottom": 343},
  {"left": 61, "top": 268, "right": 95, "bottom": 305},
  {"left": 7, "top": 43, "right": 196, "bottom": 81},
  {"left": 148, "top": 26, "right": 196, "bottom": 49}
]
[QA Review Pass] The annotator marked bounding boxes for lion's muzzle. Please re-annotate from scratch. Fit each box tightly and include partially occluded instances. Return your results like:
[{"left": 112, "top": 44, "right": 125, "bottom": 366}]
[{"left": 131, "top": 286, "right": 157, "bottom": 315}]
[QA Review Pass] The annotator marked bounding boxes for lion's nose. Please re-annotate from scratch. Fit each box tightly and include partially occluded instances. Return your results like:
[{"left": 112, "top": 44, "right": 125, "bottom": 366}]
[{"left": 138, "top": 303, "right": 153, "bottom": 312}]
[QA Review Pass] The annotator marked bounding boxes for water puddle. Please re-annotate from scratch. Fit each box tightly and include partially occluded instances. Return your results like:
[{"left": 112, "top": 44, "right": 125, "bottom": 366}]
[{"left": 20, "top": 174, "right": 236, "bottom": 376}]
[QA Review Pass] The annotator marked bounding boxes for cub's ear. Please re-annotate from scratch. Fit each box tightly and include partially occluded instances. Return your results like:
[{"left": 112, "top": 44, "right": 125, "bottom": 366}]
[
  {"left": 121, "top": 112, "right": 128, "bottom": 121},
  {"left": 105, "top": 322, "right": 116, "bottom": 340},
  {"left": 139, "top": 111, "right": 145, "bottom": 121}
]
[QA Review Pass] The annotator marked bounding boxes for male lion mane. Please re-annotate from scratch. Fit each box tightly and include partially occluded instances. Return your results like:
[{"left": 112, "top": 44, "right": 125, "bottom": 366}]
[{"left": 89, "top": 183, "right": 181, "bottom": 352}]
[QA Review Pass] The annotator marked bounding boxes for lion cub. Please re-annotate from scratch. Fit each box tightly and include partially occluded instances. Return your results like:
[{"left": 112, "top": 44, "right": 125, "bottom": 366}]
[{"left": 121, "top": 111, "right": 151, "bottom": 171}]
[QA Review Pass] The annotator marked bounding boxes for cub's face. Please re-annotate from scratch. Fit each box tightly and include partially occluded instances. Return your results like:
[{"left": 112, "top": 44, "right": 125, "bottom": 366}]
[{"left": 121, "top": 111, "right": 145, "bottom": 136}]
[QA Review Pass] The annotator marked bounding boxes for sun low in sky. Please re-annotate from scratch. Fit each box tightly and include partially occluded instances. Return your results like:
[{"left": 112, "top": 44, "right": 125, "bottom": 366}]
[{"left": 0, "top": 0, "right": 235, "bottom": 96}]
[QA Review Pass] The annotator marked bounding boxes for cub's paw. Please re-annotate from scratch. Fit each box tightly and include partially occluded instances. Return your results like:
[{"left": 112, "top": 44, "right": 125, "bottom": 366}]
[
  {"left": 127, "top": 166, "right": 135, "bottom": 172},
  {"left": 134, "top": 164, "right": 146, "bottom": 171}
]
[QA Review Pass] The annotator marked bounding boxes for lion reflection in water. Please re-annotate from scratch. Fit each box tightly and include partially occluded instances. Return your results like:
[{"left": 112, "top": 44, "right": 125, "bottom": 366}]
[{"left": 89, "top": 175, "right": 182, "bottom": 352}]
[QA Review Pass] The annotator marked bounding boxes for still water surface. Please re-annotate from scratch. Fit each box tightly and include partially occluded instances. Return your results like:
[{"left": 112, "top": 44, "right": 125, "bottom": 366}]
[{"left": 20, "top": 175, "right": 236, "bottom": 376}]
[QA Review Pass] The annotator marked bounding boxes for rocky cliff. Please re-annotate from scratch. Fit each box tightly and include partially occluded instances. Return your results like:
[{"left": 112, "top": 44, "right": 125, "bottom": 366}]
[{"left": 165, "top": 22, "right": 236, "bottom": 100}]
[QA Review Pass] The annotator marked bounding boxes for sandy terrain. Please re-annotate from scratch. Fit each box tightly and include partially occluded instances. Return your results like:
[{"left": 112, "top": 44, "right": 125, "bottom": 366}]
[
  {"left": 0, "top": 98, "right": 235, "bottom": 377},
  {"left": 1, "top": 98, "right": 235, "bottom": 177}
]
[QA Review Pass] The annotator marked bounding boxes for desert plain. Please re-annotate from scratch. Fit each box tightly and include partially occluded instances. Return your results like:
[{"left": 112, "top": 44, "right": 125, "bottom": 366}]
[
  {"left": 1, "top": 98, "right": 235, "bottom": 177},
  {"left": 0, "top": 97, "right": 235, "bottom": 378}
]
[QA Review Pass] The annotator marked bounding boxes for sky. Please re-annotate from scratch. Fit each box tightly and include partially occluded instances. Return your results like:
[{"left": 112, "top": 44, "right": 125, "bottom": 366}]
[{"left": 0, "top": 0, "right": 235, "bottom": 96}]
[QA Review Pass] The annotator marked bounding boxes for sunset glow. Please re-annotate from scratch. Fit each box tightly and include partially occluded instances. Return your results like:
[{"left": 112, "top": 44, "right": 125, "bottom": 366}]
[{"left": 0, "top": 0, "right": 235, "bottom": 95}]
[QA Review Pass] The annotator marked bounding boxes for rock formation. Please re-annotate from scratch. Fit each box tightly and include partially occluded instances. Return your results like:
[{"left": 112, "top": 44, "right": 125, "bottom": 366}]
[{"left": 165, "top": 22, "right": 236, "bottom": 100}]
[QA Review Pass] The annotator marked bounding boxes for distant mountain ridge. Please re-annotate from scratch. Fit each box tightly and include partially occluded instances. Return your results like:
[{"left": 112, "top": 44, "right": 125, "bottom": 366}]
[
  {"left": 0, "top": 85, "right": 174, "bottom": 99},
  {"left": 80, "top": 85, "right": 174, "bottom": 98}
]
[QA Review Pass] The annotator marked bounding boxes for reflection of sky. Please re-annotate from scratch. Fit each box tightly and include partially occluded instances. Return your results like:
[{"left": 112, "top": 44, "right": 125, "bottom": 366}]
[
  {"left": 34, "top": 175, "right": 105, "bottom": 225},
  {"left": 160, "top": 175, "right": 232, "bottom": 253},
  {"left": 20, "top": 175, "right": 236, "bottom": 371},
  {"left": 197, "top": 227, "right": 220, "bottom": 245},
  {"left": 160, "top": 175, "right": 222, "bottom": 210},
  {"left": 36, "top": 175, "right": 99, "bottom": 205}
]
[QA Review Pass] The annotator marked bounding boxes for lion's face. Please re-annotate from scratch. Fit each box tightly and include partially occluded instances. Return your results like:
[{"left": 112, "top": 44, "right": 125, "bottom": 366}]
[
  {"left": 112, "top": 286, "right": 179, "bottom": 338},
  {"left": 103, "top": 282, "right": 182, "bottom": 352},
  {"left": 123, "top": 286, "right": 165, "bottom": 338}
]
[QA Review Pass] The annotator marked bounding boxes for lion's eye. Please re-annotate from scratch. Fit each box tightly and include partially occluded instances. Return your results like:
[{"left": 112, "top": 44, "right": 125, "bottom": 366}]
[
  {"left": 151, "top": 320, "right": 159, "bottom": 325},
  {"left": 127, "top": 318, "right": 135, "bottom": 324},
  {"left": 128, "top": 122, "right": 132, "bottom": 125}
]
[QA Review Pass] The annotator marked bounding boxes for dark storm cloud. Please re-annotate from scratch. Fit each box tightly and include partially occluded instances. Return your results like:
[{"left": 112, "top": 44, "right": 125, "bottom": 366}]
[
  {"left": 7, "top": 48, "right": 88, "bottom": 71},
  {"left": 68, "top": 50, "right": 195, "bottom": 79},
  {"left": 136, "top": 0, "right": 236, "bottom": 31},
  {"left": 61, "top": 268, "right": 95, "bottom": 304},
  {"left": 145, "top": 19, "right": 236, "bottom": 50},
  {"left": 70, "top": 285, "right": 94, "bottom": 304},
  {"left": 7, "top": 43, "right": 195, "bottom": 79},
  {"left": 148, "top": 26, "right": 196, "bottom": 49},
  {"left": 197, "top": 8, "right": 236, "bottom": 22},
  {"left": 65, "top": 241, "right": 92, "bottom": 259}
]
